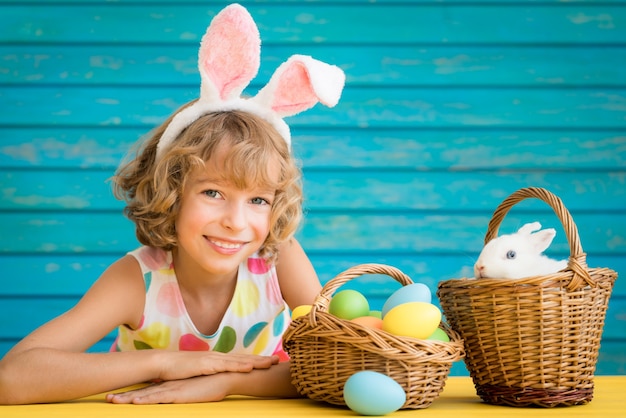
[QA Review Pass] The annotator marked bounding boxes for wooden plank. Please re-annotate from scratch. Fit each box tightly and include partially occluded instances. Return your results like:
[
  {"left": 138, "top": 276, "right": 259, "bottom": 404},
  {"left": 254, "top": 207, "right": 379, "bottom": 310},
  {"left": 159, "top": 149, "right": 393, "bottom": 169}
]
[
  {"left": 0, "top": 127, "right": 141, "bottom": 169},
  {"left": 298, "top": 213, "right": 626, "bottom": 254},
  {"left": 1, "top": 4, "right": 625, "bottom": 44},
  {"left": 1, "top": 127, "right": 625, "bottom": 170},
  {"left": 2, "top": 169, "right": 625, "bottom": 211},
  {"left": 0, "top": 294, "right": 622, "bottom": 341},
  {"left": 4, "top": 0, "right": 625, "bottom": 4},
  {"left": 294, "top": 129, "right": 626, "bottom": 170},
  {"left": 1, "top": 253, "right": 623, "bottom": 297},
  {"left": 3, "top": 86, "right": 626, "bottom": 128},
  {"left": 597, "top": 340, "right": 626, "bottom": 375},
  {"left": 0, "top": 254, "right": 115, "bottom": 296},
  {"left": 1, "top": 211, "right": 624, "bottom": 254},
  {"left": 0, "top": 169, "right": 120, "bottom": 210},
  {"left": 3, "top": 0, "right": 625, "bottom": 4},
  {"left": 4, "top": 45, "right": 626, "bottom": 87}
]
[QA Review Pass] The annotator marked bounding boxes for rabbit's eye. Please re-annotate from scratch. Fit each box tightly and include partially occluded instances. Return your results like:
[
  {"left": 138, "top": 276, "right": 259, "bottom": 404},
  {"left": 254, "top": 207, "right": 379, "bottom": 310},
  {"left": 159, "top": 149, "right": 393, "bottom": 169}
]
[{"left": 506, "top": 250, "right": 516, "bottom": 259}]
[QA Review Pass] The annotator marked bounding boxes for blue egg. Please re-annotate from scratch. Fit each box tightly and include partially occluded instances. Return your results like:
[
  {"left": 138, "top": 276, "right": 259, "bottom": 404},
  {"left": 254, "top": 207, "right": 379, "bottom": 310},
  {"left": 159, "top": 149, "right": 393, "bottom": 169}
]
[
  {"left": 382, "top": 283, "right": 431, "bottom": 317},
  {"left": 343, "top": 371, "right": 406, "bottom": 416}
]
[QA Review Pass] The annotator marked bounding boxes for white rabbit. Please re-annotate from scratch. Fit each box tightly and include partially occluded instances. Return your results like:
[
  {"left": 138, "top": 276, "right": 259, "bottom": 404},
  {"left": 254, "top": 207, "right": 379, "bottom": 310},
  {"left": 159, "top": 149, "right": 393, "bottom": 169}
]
[{"left": 474, "top": 222, "right": 568, "bottom": 279}]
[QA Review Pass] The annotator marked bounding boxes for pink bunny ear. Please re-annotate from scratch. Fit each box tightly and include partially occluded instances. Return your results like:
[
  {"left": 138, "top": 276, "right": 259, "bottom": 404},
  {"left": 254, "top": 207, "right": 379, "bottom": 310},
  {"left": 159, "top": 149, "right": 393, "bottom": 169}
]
[
  {"left": 156, "top": 4, "right": 261, "bottom": 158},
  {"left": 198, "top": 4, "right": 260, "bottom": 101},
  {"left": 252, "top": 55, "right": 345, "bottom": 117}
]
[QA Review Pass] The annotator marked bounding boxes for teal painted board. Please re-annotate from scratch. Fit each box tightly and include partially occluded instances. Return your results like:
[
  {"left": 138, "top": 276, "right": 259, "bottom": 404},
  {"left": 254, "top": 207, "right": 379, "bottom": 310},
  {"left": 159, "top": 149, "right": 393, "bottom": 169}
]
[
  {"left": 2, "top": 253, "right": 623, "bottom": 297},
  {"left": 1, "top": 211, "right": 624, "bottom": 255},
  {"left": 2, "top": 4, "right": 625, "bottom": 44},
  {"left": 3, "top": 0, "right": 625, "bottom": 4},
  {"left": 0, "top": 254, "right": 116, "bottom": 296},
  {"left": 4, "top": 86, "right": 626, "bottom": 128},
  {"left": 2, "top": 169, "right": 625, "bottom": 211},
  {"left": 4, "top": 45, "right": 626, "bottom": 87},
  {"left": 2, "top": 128, "right": 625, "bottom": 170},
  {"left": 0, "top": 127, "right": 141, "bottom": 169},
  {"left": 0, "top": 169, "right": 120, "bottom": 210}
]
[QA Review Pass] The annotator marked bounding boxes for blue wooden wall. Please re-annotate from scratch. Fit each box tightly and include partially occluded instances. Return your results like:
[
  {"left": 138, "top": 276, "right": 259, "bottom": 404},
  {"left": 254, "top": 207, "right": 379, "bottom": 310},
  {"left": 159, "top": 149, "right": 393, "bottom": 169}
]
[{"left": 1, "top": 0, "right": 624, "bottom": 377}]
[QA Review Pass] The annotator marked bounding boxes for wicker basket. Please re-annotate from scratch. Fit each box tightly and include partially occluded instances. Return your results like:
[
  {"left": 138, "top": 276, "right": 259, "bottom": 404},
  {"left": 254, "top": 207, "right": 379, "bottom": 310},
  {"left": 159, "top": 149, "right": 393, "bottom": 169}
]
[
  {"left": 283, "top": 263, "right": 465, "bottom": 409},
  {"left": 437, "top": 187, "right": 618, "bottom": 407}
]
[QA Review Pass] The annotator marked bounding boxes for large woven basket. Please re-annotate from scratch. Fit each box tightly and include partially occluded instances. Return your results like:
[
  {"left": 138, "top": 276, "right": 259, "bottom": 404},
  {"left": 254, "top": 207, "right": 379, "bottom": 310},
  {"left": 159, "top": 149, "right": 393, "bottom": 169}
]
[
  {"left": 437, "top": 187, "right": 618, "bottom": 407},
  {"left": 283, "top": 263, "right": 465, "bottom": 409}
]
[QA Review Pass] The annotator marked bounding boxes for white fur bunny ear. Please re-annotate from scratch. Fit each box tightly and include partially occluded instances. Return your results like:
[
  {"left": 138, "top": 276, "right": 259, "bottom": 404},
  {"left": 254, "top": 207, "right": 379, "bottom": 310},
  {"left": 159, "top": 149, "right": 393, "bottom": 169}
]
[
  {"left": 155, "top": 4, "right": 345, "bottom": 160},
  {"left": 157, "top": 4, "right": 260, "bottom": 158},
  {"left": 249, "top": 55, "right": 345, "bottom": 147},
  {"left": 253, "top": 55, "right": 345, "bottom": 116}
]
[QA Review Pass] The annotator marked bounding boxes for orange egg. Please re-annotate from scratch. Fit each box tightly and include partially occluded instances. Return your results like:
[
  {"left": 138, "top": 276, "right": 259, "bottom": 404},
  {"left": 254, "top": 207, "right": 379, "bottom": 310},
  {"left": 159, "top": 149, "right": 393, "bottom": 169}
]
[{"left": 350, "top": 315, "right": 383, "bottom": 329}]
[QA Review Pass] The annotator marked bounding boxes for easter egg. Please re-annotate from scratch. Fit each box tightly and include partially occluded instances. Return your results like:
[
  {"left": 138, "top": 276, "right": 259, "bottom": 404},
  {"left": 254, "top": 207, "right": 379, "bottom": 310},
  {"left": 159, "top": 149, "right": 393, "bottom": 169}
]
[
  {"left": 382, "top": 302, "right": 441, "bottom": 339},
  {"left": 329, "top": 290, "right": 370, "bottom": 320},
  {"left": 369, "top": 310, "right": 382, "bottom": 319},
  {"left": 382, "top": 283, "right": 431, "bottom": 317},
  {"left": 291, "top": 304, "right": 312, "bottom": 320},
  {"left": 350, "top": 316, "right": 384, "bottom": 330},
  {"left": 343, "top": 371, "right": 406, "bottom": 416},
  {"left": 427, "top": 327, "right": 450, "bottom": 342}
]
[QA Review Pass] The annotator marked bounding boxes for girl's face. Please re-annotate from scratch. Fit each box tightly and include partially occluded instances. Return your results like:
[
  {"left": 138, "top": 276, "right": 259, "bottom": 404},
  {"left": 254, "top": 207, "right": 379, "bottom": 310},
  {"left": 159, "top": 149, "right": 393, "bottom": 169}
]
[{"left": 173, "top": 143, "right": 278, "bottom": 279}]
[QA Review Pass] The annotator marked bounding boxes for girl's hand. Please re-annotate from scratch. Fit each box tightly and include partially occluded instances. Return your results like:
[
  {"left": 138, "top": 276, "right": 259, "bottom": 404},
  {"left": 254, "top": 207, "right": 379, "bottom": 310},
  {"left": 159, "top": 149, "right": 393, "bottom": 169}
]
[
  {"left": 107, "top": 361, "right": 297, "bottom": 404},
  {"left": 156, "top": 351, "right": 279, "bottom": 381},
  {"left": 106, "top": 374, "right": 230, "bottom": 404}
]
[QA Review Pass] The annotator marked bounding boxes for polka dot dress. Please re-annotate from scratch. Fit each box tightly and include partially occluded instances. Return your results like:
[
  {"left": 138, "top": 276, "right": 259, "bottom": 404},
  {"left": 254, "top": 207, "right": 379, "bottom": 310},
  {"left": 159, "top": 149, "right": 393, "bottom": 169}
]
[{"left": 111, "top": 246, "right": 290, "bottom": 361}]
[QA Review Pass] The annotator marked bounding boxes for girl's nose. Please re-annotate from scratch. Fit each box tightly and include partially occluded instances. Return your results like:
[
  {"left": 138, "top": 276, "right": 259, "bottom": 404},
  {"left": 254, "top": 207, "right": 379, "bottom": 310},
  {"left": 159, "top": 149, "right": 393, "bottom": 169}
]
[{"left": 221, "top": 201, "right": 247, "bottom": 231}]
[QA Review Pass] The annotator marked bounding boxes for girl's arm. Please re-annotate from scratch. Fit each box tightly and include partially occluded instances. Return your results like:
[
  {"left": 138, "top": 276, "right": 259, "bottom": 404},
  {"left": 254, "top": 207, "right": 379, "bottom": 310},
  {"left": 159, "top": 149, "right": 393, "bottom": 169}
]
[
  {"left": 0, "top": 255, "right": 277, "bottom": 405},
  {"left": 275, "top": 238, "right": 322, "bottom": 309}
]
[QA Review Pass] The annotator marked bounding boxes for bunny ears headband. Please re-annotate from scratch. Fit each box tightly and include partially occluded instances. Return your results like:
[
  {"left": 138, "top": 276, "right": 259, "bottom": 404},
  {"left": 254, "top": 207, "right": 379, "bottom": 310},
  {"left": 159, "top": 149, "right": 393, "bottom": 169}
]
[{"left": 155, "top": 3, "right": 346, "bottom": 159}]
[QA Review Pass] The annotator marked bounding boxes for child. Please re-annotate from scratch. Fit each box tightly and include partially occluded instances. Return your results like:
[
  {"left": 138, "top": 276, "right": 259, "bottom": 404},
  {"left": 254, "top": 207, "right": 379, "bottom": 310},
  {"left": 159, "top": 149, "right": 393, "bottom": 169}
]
[{"left": 0, "top": 4, "right": 344, "bottom": 404}]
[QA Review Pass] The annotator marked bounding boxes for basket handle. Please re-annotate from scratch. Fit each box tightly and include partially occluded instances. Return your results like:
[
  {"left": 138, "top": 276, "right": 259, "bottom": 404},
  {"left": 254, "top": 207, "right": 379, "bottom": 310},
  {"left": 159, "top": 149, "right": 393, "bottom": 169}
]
[
  {"left": 309, "top": 263, "right": 413, "bottom": 326},
  {"left": 484, "top": 187, "right": 594, "bottom": 291}
]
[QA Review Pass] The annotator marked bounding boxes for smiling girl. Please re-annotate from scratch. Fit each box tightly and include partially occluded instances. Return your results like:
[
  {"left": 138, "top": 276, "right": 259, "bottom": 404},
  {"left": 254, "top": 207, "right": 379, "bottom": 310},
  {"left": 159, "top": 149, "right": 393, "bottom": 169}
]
[{"left": 0, "top": 4, "right": 344, "bottom": 404}]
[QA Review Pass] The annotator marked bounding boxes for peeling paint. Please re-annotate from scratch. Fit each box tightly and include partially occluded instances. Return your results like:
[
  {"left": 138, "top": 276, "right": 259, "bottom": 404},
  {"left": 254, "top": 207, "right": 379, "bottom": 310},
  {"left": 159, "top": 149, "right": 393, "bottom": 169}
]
[
  {"left": 568, "top": 13, "right": 615, "bottom": 29},
  {"left": 44, "top": 263, "right": 60, "bottom": 273}
]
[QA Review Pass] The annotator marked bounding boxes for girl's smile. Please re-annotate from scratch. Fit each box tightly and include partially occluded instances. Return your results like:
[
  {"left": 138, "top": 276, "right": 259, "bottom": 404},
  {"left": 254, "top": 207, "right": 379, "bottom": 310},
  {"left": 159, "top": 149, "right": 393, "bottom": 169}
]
[{"left": 205, "top": 236, "right": 247, "bottom": 254}]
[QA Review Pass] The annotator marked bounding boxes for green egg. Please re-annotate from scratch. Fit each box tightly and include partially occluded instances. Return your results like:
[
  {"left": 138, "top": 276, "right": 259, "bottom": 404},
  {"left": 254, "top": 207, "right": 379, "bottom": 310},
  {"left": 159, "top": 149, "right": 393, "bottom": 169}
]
[
  {"left": 427, "top": 327, "right": 450, "bottom": 342},
  {"left": 329, "top": 290, "right": 370, "bottom": 320}
]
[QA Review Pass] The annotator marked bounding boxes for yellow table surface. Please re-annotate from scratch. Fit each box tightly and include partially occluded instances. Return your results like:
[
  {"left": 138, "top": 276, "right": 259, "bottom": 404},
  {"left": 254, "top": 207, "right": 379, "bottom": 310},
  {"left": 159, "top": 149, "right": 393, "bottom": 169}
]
[{"left": 1, "top": 376, "right": 624, "bottom": 418}]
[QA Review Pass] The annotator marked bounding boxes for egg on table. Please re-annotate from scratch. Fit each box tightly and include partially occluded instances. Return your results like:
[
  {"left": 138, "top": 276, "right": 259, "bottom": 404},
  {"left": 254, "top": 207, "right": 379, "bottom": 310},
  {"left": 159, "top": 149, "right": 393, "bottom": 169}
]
[{"left": 343, "top": 371, "right": 406, "bottom": 416}]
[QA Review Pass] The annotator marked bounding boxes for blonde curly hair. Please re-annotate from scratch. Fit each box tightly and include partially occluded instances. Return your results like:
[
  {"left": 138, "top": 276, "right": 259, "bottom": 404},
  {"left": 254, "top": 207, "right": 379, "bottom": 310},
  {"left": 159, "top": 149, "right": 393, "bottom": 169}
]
[{"left": 112, "top": 108, "right": 303, "bottom": 263}]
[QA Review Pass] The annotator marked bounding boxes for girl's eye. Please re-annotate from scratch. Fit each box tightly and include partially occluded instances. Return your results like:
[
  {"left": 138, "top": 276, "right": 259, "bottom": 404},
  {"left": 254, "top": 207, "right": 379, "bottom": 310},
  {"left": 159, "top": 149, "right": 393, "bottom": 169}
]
[
  {"left": 203, "top": 190, "right": 222, "bottom": 199},
  {"left": 506, "top": 250, "right": 516, "bottom": 259},
  {"left": 251, "top": 197, "right": 270, "bottom": 206}
]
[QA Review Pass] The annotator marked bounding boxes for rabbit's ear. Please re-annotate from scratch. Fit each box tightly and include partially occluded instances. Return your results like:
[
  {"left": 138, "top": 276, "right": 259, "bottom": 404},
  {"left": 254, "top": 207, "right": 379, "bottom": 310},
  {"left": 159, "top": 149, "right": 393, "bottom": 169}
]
[
  {"left": 529, "top": 228, "right": 557, "bottom": 253},
  {"left": 198, "top": 4, "right": 260, "bottom": 102},
  {"left": 252, "top": 55, "right": 345, "bottom": 117},
  {"left": 517, "top": 222, "right": 541, "bottom": 235}
]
